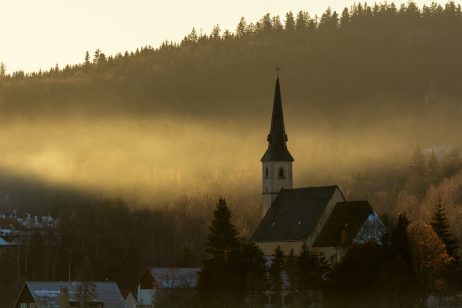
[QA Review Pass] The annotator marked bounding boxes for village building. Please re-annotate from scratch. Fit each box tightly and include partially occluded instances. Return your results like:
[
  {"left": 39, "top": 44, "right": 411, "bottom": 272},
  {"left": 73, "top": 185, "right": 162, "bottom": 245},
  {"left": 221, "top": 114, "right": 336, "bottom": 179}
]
[
  {"left": 252, "top": 76, "right": 385, "bottom": 261},
  {"left": 14, "top": 281, "right": 125, "bottom": 308},
  {"left": 137, "top": 267, "right": 200, "bottom": 307},
  {"left": 122, "top": 290, "right": 138, "bottom": 308}
]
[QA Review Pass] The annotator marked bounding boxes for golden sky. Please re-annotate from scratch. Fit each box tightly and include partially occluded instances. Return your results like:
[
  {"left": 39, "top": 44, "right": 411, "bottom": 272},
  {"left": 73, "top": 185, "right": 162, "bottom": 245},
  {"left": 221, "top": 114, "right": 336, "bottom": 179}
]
[{"left": 0, "top": 0, "right": 449, "bottom": 73}]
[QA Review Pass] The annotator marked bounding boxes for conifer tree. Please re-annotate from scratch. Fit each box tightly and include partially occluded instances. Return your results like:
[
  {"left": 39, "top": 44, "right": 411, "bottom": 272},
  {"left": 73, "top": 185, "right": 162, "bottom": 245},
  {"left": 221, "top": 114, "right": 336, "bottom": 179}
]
[
  {"left": 284, "top": 249, "right": 297, "bottom": 304},
  {"left": 0, "top": 62, "right": 6, "bottom": 78},
  {"left": 197, "top": 198, "right": 244, "bottom": 307},
  {"left": 297, "top": 244, "right": 330, "bottom": 305},
  {"left": 390, "top": 214, "right": 413, "bottom": 269},
  {"left": 179, "top": 244, "right": 194, "bottom": 267},
  {"left": 84, "top": 51, "right": 90, "bottom": 66},
  {"left": 269, "top": 246, "right": 284, "bottom": 307},
  {"left": 285, "top": 12, "right": 296, "bottom": 32},
  {"left": 431, "top": 201, "right": 458, "bottom": 259},
  {"left": 243, "top": 241, "right": 268, "bottom": 307}
]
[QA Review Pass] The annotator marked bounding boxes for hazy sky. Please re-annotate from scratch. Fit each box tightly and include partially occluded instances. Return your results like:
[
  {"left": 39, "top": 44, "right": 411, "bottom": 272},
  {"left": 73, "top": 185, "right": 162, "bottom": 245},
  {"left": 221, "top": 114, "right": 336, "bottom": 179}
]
[{"left": 0, "top": 0, "right": 451, "bottom": 73}]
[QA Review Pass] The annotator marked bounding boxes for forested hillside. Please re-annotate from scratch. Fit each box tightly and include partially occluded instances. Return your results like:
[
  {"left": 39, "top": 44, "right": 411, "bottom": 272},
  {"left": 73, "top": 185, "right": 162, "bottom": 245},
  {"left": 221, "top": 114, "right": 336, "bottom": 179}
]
[{"left": 1, "top": 2, "right": 462, "bottom": 119}]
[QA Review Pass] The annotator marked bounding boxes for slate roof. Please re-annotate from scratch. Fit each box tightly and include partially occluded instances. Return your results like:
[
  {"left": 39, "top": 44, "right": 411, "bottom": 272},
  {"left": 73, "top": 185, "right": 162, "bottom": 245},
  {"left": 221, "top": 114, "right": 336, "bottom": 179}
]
[
  {"left": 148, "top": 267, "right": 200, "bottom": 289},
  {"left": 261, "top": 77, "right": 294, "bottom": 162},
  {"left": 252, "top": 186, "right": 340, "bottom": 242},
  {"left": 21, "top": 281, "right": 125, "bottom": 307},
  {"left": 313, "top": 201, "right": 374, "bottom": 247}
]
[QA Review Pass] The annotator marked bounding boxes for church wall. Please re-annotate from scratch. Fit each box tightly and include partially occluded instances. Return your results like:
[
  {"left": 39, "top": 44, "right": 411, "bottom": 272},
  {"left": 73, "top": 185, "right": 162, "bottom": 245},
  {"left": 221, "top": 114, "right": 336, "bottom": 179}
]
[{"left": 257, "top": 241, "right": 304, "bottom": 256}]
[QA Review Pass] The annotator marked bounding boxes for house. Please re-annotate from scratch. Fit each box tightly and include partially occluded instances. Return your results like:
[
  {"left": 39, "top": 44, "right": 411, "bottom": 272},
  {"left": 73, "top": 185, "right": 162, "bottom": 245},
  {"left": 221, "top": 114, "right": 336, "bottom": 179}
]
[
  {"left": 137, "top": 267, "right": 200, "bottom": 307},
  {"left": 14, "top": 281, "right": 125, "bottom": 307},
  {"left": 253, "top": 76, "right": 385, "bottom": 261},
  {"left": 122, "top": 291, "right": 139, "bottom": 308}
]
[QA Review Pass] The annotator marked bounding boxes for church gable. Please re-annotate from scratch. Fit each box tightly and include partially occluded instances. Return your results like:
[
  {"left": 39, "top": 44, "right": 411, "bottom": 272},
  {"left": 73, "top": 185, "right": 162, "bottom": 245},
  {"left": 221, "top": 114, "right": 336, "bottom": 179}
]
[
  {"left": 252, "top": 186, "right": 344, "bottom": 242},
  {"left": 313, "top": 201, "right": 383, "bottom": 247}
]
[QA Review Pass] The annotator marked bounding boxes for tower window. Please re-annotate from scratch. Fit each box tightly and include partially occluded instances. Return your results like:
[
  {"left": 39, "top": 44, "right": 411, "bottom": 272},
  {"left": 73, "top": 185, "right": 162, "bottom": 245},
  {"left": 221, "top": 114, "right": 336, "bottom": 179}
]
[
  {"left": 278, "top": 167, "right": 285, "bottom": 179},
  {"left": 265, "top": 167, "right": 269, "bottom": 178}
]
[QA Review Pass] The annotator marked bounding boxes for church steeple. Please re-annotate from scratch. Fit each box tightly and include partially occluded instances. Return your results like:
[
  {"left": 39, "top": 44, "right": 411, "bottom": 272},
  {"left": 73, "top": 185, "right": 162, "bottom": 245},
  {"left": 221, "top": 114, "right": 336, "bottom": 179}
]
[
  {"left": 261, "top": 77, "right": 294, "bottom": 162},
  {"left": 260, "top": 74, "right": 294, "bottom": 217}
]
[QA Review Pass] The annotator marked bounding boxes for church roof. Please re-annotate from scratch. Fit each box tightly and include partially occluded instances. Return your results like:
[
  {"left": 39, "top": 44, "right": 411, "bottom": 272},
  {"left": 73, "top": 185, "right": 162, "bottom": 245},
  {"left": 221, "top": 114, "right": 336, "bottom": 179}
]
[
  {"left": 261, "top": 77, "right": 294, "bottom": 162},
  {"left": 252, "top": 186, "right": 340, "bottom": 242},
  {"left": 313, "top": 201, "right": 374, "bottom": 247}
]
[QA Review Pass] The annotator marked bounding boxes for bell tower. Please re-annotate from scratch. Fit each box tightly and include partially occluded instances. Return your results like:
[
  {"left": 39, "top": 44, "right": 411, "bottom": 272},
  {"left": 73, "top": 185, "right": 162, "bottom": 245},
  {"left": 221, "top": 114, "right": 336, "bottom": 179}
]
[{"left": 261, "top": 74, "right": 294, "bottom": 217}]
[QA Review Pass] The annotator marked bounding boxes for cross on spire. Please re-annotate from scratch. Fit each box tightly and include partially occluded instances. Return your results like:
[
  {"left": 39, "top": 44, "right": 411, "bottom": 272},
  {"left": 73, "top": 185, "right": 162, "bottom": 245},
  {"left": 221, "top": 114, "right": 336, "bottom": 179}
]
[{"left": 275, "top": 65, "right": 282, "bottom": 77}]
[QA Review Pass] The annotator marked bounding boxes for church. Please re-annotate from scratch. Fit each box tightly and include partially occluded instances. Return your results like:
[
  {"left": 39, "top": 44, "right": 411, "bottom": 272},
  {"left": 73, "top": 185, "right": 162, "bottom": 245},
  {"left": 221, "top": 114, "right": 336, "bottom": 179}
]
[{"left": 252, "top": 76, "right": 385, "bottom": 263}]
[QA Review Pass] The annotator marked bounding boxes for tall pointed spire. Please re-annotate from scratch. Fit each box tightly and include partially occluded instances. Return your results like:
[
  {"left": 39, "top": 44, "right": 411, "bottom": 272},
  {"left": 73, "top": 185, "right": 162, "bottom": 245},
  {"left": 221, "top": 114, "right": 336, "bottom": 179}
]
[{"left": 261, "top": 77, "right": 294, "bottom": 162}]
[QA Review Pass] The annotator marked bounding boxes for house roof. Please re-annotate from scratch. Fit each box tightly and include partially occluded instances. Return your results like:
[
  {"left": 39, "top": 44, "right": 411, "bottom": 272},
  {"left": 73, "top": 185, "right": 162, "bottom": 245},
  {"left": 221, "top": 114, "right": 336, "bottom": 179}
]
[
  {"left": 252, "top": 186, "right": 340, "bottom": 242},
  {"left": 0, "top": 237, "right": 15, "bottom": 246},
  {"left": 313, "top": 201, "right": 374, "bottom": 247},
  {"left": 19, "top": 281, "right": 125, "bottom": 307},
  {"left": 148, "top": 267, "right": 200, "bottom": 289},
  {"left": 261, "top": 77, "right": 294, "bottom": 162}
]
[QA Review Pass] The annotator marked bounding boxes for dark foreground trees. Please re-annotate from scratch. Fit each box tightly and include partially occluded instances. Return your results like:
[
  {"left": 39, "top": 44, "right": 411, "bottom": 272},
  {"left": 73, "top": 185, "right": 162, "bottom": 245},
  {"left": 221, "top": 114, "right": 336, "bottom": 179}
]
[
  {"left": 325, "top": 216, "right": 459, "bottom": 308},
  {"left": 197, "top": 198, "right": 267, "bottom": 307}
]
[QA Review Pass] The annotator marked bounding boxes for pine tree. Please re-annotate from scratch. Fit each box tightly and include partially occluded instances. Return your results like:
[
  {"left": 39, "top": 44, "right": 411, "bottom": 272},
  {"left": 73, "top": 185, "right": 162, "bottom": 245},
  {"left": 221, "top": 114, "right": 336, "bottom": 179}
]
[
  {"left": 93, "top": 49, "right": 101, "bottom": 64},
  {"left": 179, "top": 244, "right": 194, "bottom": 267},
  {"left": 285, "top": 12, "right": 296, "bottom": 32},
  {"left": 84, "top": 51, "right": 90, "bottom": 66},
  {"left": 243, "top": 241, "right": 268, "bottom": 307},
  {"left": 285, "top": 249, "right": 297, "bottom": 305},
  {"left": 431, "top": 201, "right": 458, "bottom": 259},
  {"left": 268, "top": 247, "right": 284, "bottom": 307},
  {"left": 297, "top": 244, "right": 330, "bottom": 305},
  {"left": 197, "top": 198, "right": 243, "bottom": 307},
  {"left": 390, "top": 214, "right": 413, "bottom": 269},
  {"left": 0, "top": 62, "right": 6, "bottom": 78}
]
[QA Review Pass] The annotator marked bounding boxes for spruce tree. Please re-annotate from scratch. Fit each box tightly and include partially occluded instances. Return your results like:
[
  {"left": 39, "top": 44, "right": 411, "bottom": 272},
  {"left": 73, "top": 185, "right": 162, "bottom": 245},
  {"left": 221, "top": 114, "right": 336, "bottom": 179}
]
[
  {"left": 269, "top": 246, "right": 284, "bottom": 307},
  {"left": 84, "top": 51, "right": 90, "bottom": 66},
  {"left": 243, "top": 241, "right": 268, "bottom": 307},
  {"left": 297, "top": 244, "right": 330, "bottom": 305},
  {"left": 431, "top": 201, "right": 458, "bottom": 259},
  {"left": 391, "top": 214, "right": 413, "bottom": 269},
  {"left": 197, "top": 198, "right": 244, "bottom": 307},
  {"left": 285, "top": 249, "right": 297, "bottom": 304}
]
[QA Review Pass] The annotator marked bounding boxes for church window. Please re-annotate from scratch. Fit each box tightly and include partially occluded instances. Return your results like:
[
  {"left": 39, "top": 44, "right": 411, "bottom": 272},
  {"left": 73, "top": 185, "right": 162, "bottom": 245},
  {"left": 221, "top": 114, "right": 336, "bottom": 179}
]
[
  {"left": 265, "top": 167, "right": 269, "bottom": 178},
  {"left": 278, "top": 167, "right": 285, "bottom": 179}
]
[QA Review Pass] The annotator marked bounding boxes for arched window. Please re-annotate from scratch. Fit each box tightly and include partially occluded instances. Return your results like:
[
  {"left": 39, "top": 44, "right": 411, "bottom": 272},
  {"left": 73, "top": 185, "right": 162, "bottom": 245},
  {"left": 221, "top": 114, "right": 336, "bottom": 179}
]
[
  {"left": 278, "top": 167, "right": 285, "bottom": 179},
  {"left": 265, "top": 167, "right": 269, "bottom": 178}
]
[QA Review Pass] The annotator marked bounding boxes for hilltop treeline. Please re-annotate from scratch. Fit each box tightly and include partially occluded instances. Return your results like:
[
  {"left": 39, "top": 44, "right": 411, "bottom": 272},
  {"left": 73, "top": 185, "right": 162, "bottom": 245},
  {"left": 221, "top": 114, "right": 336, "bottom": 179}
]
[{"left": 2, "top": 2, "right": 462, "bottom": 119}]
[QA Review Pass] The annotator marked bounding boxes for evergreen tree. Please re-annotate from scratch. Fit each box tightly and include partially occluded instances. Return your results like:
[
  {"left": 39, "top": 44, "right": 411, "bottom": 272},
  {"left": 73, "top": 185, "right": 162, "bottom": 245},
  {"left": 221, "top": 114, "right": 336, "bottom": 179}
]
[
  {"left": 284, "top": 249, "right": 297, "bottom": 305},
  {"left": 84, "top": 51, "right": 90, "bottom": 66},
  {"left": 268, "top": 247, "right": 284, "bottom": 307},
  {"left": 243, "top": 241, "right": 268, "bottom": 307},
  {"left": 197, "top": 198, "right": 244, "bottom": 307},
  {"left": 285, "top": 12, "right": 296, "bottom": 32},
  {"left": 295, "top": 11, "right": 309, "bottom": 31},
  {"left": 442, "top": 148, "right": 462, "bottom": 179},
  {"left": 431, "top": 201, "right": 458, "bottom": 259},
  {"left": 179, "top": 244, "right": 194, "bottom": 267},
  {"left": 390, "top": 214, "right": 413, "bottom": 269},
  {"left": 297, "top": 244, "right": 330, "bottom": 306},
  {"left": 426, "top": 150, "right": 440, "bottom": 186},
  {"left": 0, "top": 62, "right": 6, "bottom": 78},
  {"left": 93, "top": 49, "right": 101, "bottom": 64}
]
